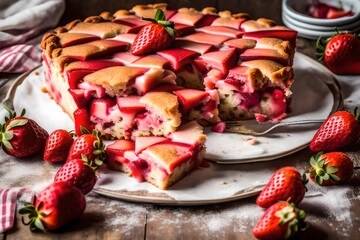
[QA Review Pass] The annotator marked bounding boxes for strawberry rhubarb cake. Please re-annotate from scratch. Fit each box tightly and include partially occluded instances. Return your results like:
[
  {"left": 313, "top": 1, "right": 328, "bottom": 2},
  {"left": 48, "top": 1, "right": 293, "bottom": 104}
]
[{"left": 40, "top": 3, "right": 297, "bottom": 189}]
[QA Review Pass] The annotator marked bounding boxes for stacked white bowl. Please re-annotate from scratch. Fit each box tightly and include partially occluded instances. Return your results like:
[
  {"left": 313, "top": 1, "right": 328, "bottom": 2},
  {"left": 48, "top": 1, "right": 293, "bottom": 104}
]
[{"left": 282, "top": 0, "right": 360, "bottom": 39}]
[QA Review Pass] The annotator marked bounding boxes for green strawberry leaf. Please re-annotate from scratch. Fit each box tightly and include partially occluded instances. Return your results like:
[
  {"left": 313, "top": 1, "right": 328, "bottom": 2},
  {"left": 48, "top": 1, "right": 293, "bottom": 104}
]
[
  {"left": 315, "top": 175, "right": 323, "bottom": 185},
  {"left": 154, "top": 9, "right": 166, "bottom": 21},
  {"left": 322, "top": 173, "right": 330, "bottom": 180},
  {"left": 329, "top": 173, "right": 340, "bottom": 182},
  {"left": 34, "top": 218, "right": 45, "bottom": 232},
  {"left": 165, "top": 26, "right": 175, "bottom": 39},
  {"left": 2, "top": 139, "right": 13, "bottom": 150},
  {"left": 80, "top": 126, "right": 90, "bottom": 134},
  {"left": 310, "top": 156, "right": 317, "bottom": 168},
  {"left": 3, "top": 131, "right": 13, "bottom": 141},
  {"left": 20, "top": 108, "right": 26, "bottom": 117},
  {"left": 325, "top": 166, "right": 338, "bottom": 174},
  {"left": 6, "top": 119, "right": 28, "bottom": 131},
  {"left": 94, "top": 159, "right": 103, "bottom": 167}
]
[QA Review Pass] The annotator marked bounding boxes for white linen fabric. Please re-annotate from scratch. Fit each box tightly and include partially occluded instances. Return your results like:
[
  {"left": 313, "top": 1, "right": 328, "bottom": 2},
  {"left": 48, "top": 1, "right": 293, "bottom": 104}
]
[{"left": 0, "top": 0, "right": 65, "bottom": 73}]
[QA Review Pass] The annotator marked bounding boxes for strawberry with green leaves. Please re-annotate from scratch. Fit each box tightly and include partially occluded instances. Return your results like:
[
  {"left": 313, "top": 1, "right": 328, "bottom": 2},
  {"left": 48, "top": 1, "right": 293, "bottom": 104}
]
[
  {"left": 130, "top": 9, "right": 175, "bottom": 55},
  {"left": 316, "top": 32, "right": 360, "bottom": 75},
  {"left": 0, "top": 108, "right": 48, "bottom": 157},
  {"left": 19, "top": 182, "right": 86, "bottom": 232},
  {"left": 253, "top": 202, "right": 307, "bottom": 240},
  {"left": 308, "top": 151, "right": 354, "bottom": 186},
  {"left": 43, "top": 129, "right": 74, "bottom": 163},
  {"left": 309, "top": 108, "right": 360, "bottom": 152},
  {"left": 256, "top": 166, "right": 307, "bottom": 208},
  {"left": 67, "top": 128, "right": 107, "bottom": 166},
  {"left": 55, "top": 155, "right": 99, "bottom": 194}
]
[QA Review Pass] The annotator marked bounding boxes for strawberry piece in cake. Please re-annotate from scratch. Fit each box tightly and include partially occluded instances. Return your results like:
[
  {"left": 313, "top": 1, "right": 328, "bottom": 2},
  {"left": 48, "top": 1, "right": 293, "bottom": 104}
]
[
  {"left": 106, "top": 121, "right": 206, "bottom": 189},
  {"left": 182, "top": 32, "right": 230, "bottom": 48},
  {"left": 174, "top": 89, "right": 220, "bottom": 125},
  {"left": 200, "top": 48, "right": 238, "bottom": 74},
  {"left": 173, "top": 40, "right": 214, "bottom": 54},
  {"left": 214, "top": 60, "right": 293, "bottom": 122},
  {"left": 157, "top": 48, "right": 199, "bottom": 71},
  {"left": 174, "top": 24, "right": 195, "bottom": 36},
  {"left": 197, "top": 26, "right": 244, "bottom": 38}
]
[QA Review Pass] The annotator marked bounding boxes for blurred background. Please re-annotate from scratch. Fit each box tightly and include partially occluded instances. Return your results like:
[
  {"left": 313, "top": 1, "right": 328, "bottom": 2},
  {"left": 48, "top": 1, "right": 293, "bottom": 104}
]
[{"left": 61, "top": 0, "right": 283, "bottom": 25}]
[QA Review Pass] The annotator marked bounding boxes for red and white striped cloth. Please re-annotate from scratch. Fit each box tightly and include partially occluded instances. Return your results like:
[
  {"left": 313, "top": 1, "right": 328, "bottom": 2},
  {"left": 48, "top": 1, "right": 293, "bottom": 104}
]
[
  {"left": 0, "top": 0, "right": 65, "bottom": 73},
  {"left": 0, "top": 43, "right": 42, "bottom": 73},
  {"left": 0, "top": 188, "right": 34, "bottom": 233}
]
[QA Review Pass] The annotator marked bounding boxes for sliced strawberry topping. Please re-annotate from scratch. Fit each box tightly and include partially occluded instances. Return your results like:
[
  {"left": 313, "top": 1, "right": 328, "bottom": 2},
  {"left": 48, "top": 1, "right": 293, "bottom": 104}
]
[
  {"left": 157, "top": 48, "right": 199, "bottom": 71},
  {"left": 201, "top": 48, "right": 238, "bottom": 74},
  {"left": 173, "top": 89, "right": 209, "bottom": 113}
]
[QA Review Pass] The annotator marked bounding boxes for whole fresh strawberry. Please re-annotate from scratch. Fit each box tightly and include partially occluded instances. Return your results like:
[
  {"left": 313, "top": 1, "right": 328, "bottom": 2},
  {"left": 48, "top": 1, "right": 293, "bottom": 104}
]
[
  {"left": 44, "top": 129, "right": 74, "bottom": 163},
  {"left": 253, "top": 202, "right": 307, "bottom": 240},
  {"left": 310, "top": 108, "right": 360, "bottom": 152},
  {"left": 67, "top": 129, "right": 107, "bottom": 165},
  {"left": 54, "top": 155, "right": 98, "bottom": 194},
  {"left": 0, "top": 108, "right": 48, "bottom": 157},
  {"left": 18, "top": 182, "right": 86, "bottom": 232},
  {"left": 256, "top": 166, "right": 307, "bottom": 208},
  {"left": 316, "top": 32, "right": 360, "bottom": 74},
  {"left": 308, "top": 151, "right": 354, "bottom": 186},
  {"left": 130, "top": 9, "right": 175, "bottom": 55}
]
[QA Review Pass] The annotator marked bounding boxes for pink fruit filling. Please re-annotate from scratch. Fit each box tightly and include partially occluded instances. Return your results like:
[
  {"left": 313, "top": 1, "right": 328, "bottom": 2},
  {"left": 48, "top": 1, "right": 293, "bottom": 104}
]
[{"left": 135, "top": 112, "right": 164, "bottom": 134}]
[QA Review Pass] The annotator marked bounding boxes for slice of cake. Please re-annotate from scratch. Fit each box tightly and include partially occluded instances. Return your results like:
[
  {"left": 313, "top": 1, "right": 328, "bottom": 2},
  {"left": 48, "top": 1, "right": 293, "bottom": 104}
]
[{"left": 106, "top": 121, "right": 206, "bottom": 189}]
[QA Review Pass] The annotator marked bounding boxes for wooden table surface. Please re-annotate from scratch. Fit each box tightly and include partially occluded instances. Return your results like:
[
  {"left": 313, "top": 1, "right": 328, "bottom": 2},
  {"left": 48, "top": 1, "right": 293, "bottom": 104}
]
[{"left": 1, "top": 1, "right": 360, "bottom": 239}]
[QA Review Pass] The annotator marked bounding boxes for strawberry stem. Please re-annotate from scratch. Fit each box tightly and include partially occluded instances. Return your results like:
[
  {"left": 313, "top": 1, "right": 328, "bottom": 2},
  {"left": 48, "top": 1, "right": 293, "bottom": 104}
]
[{"left": 141, "top": 9, "right": 175, "bottom": 39}]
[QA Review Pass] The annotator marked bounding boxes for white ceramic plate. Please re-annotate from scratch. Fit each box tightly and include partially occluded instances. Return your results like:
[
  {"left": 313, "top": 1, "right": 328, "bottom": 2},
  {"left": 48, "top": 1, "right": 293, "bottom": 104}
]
[
  {"left": 283, "top": 0, "right": 360, "bottom": 26},
  {"left": 282, "top": 13, "right": 360, "bottom": 39},
  {"left": 282, "top": 11, "right": 360, "bottom": 32},
  {"left": 5, "top": 52, "right": 341, "bottom": 205}
]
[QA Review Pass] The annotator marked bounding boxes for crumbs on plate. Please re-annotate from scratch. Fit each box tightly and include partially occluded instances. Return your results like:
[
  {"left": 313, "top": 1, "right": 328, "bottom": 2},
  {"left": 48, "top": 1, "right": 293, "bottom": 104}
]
[{"left": 246, "top": 137, "right": 257, "bottom": 145}]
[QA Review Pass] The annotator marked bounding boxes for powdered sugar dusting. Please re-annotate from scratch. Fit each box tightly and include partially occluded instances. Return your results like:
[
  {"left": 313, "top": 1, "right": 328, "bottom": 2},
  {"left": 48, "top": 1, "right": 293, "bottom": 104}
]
[{"left": 0, "top": 155, "right": 59, "bottom": 193}]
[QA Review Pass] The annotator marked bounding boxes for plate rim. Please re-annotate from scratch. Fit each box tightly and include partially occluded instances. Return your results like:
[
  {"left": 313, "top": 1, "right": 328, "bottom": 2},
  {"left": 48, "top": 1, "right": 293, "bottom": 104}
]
[{"left": 282, "top": 0, "right": 360, "bottom": 26}]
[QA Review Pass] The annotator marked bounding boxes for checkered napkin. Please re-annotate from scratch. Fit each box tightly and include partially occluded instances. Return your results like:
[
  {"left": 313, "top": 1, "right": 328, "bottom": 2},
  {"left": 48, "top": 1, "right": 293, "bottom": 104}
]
[
  {"left": 0, "top": 0, "right": 65, "bottom": 73},
  {"left": 0, "top": 188, "right": 34, "bottom": 233}
]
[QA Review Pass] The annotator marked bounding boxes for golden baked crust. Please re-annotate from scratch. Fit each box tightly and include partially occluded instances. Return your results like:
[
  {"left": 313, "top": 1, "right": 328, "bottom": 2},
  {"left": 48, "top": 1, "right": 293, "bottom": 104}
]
[
  {"left": 146, "top": 144, "right": 185, "bottom": 169},
  {"left": 84, "top": 66, "right": 148, "bottom": 95},
  {"left": 131, "top": 54, "right": 170, "bottom": 68},
  {"left": 241, "top": 18, "right": 288, "bottom": 32},
  {"left": 255, "top": 38, "right": 292, "bottom": 60},
  {"left": 52, "top": 39, "right": 129, "bottom": 60},
  {"left": 224, "top": 38, "right": 257, "bottom": 50},
  {"left": 69, "top": 22, "right": 129, "bottom": 38},
  {"left": 242, "top": 60, "right": 293, "bottom": 89},
  {"left": 140, "top": 92, "right": 181, "bottom": 129},
  {"left": 130, "top": 3, "right": 168, "bottom": 18}
]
